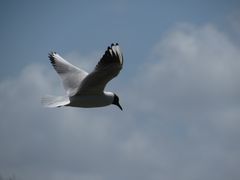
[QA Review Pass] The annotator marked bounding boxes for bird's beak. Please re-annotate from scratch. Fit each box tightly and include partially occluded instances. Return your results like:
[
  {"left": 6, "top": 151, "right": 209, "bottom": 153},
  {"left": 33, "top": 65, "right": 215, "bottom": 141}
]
[{"left": 117, "top": 102, "right": 123, "bottom": 111}]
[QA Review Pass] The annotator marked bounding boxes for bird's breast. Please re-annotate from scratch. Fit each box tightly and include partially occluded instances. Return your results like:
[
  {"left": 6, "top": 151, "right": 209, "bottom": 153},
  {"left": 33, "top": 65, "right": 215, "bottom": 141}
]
[{"left": 68, "top": 94, "right": 113, "bottom": 108}]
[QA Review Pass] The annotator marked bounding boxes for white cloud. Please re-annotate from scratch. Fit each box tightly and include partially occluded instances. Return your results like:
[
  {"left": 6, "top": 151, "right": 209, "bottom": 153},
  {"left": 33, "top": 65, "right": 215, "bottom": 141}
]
[
  {"left": 131, "top": 24, "right": 240, "bottom": 113},
  {"left": 125, "top": 23, "right": 240, "bottom": 179},
  {"left": 1, "top": 23, "right": 240, "bottom": 180}
]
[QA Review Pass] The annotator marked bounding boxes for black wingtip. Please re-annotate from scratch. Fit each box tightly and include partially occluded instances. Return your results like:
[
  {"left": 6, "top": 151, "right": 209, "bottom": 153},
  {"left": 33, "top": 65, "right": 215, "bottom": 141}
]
[
  {"left": 111, "top": 43, "right": 119, "bottom": 47},
  {"left": 48, "top": 51, "right": 56, "bottom": 64},
  {"left": 105, "top": 43, "right": 120, "bottom": 56}
]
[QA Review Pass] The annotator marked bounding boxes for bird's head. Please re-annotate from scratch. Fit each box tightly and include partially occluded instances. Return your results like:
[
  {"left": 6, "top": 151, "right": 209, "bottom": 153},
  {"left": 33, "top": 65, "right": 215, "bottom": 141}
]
[{"left": 112, "top": 94, "right": 123, "bottom": 111}]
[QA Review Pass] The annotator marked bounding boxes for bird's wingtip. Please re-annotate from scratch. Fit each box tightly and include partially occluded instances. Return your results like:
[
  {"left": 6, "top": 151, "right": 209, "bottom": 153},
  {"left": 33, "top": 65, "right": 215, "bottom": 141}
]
[{"left": 48, "top": 51, "right": 57, "bottom": 64}]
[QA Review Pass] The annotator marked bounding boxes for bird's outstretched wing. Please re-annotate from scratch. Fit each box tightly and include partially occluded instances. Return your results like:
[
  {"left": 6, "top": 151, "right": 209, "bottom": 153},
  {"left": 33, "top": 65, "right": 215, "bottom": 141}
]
[
  {"left": 48, "top": 52, "right": 88, "bottom": 96},
  {"left": 76, "top": 43, "right": 123, "bottom": 95}
]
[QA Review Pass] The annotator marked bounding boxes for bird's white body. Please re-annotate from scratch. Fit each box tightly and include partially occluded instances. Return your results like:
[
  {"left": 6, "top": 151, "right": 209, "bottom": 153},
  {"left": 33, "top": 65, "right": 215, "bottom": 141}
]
[
  {"left": 42, "top": 43, "right": 123, "bottom": 110},
  {"left": 68, "top": 92, "right": 114, "bottom": 108}
]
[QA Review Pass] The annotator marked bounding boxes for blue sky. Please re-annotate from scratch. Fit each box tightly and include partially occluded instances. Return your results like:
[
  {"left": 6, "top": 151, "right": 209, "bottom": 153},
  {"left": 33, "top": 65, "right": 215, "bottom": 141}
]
[
  {"left": 1, "top": 1, "right": 240, "bottom": 180},
  {"left": 1, "top": 0, "right": 239, "bottom": 78}
]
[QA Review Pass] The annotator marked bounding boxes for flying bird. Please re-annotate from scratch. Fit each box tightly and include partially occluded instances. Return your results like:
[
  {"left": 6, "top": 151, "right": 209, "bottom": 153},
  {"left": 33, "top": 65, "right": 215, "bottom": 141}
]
[{"left": 42, "top": 43, "right": 123, "bottom": 110}]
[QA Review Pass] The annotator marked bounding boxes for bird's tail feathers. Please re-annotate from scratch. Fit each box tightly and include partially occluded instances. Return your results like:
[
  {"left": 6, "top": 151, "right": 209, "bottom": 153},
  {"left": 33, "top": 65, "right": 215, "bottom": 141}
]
[{"left": 41, "top": 95, "right": 70, "bottom": 108}]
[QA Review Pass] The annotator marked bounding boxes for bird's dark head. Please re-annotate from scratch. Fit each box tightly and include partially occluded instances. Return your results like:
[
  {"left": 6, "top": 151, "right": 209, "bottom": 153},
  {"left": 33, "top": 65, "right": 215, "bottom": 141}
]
[{"left": 112, "top": 94, "right": 123, "bottom": 111}]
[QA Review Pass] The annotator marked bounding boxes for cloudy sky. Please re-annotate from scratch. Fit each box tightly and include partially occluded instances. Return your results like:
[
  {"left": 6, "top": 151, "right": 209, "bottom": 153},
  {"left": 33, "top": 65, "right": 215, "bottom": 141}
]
[{"left": 1, "top": 0, "right": 240, "bottom": 180}]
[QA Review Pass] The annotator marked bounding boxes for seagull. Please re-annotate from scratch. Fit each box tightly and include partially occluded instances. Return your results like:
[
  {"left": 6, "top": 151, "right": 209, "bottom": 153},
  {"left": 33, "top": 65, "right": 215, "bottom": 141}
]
[{"left": 42, "top": 43, "right": 123, "bottom": 110}]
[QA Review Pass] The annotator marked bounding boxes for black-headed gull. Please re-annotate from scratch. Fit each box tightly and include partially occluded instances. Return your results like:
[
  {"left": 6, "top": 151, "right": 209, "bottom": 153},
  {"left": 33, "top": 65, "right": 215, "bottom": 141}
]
[{"left": 42, "top": 43, "right": 123, "bottom": 110}]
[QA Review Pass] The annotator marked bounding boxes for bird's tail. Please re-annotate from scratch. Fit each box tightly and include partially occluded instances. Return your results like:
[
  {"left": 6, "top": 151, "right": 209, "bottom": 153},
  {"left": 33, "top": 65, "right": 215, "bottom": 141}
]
[{"left": 41, "top": 95, "right": 70, "bottom": 108}]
